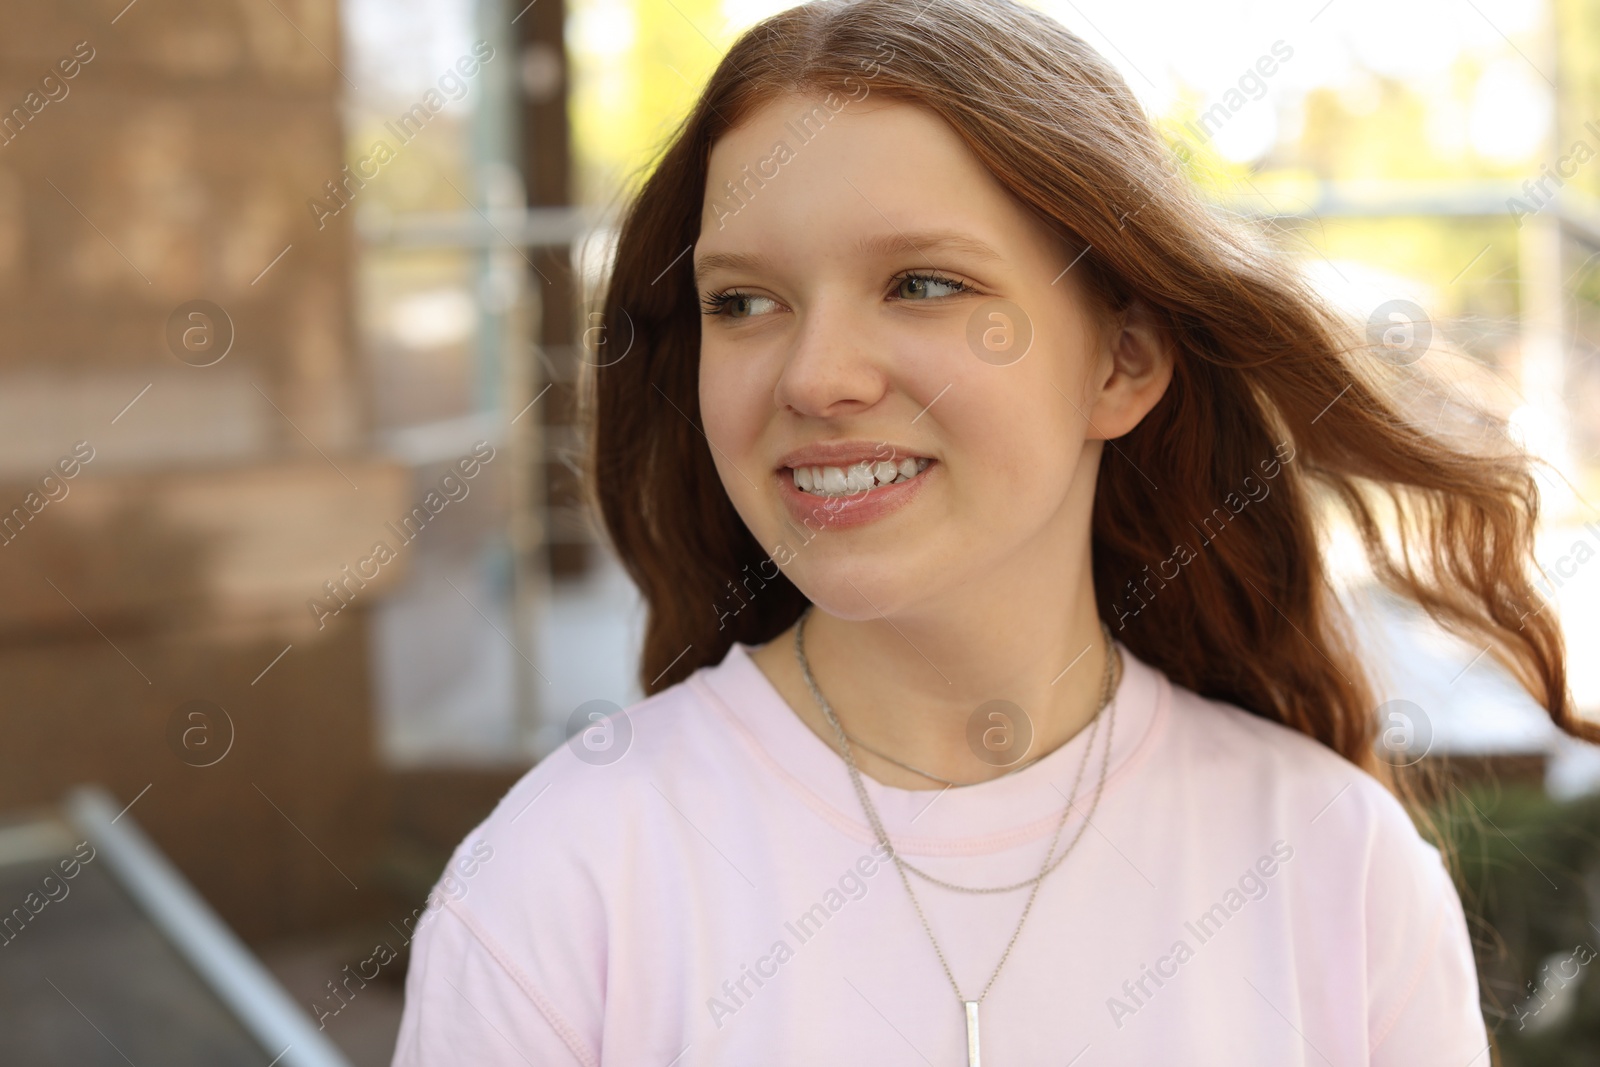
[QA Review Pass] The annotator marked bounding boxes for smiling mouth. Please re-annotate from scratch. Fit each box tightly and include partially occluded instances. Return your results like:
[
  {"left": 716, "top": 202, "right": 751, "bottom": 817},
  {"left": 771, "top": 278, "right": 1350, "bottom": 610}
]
[{"left": 788, "top": 457, "right": 933, "bottom": 497}]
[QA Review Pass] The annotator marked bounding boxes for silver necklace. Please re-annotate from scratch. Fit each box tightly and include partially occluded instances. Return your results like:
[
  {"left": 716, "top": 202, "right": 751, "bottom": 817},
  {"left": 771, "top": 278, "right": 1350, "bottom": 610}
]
[
  {"left": 836, "top": 727, "right": 1048, "bottom": 788},
  {"left": 793, "top": 608, "right": 1121, "bottom": 1066}
]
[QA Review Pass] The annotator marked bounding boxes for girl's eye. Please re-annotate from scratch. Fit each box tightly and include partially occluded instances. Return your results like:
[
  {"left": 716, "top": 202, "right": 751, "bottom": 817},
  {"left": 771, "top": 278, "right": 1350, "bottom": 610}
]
[
  {"left": 701, "top": 291, "right": 781, "bottom": 319},
  {"left": 700, "top": 272, "right": 973, "bottom": 318},
  {"left": 894, "top": 272, "right": 972, "bottom": 300}
]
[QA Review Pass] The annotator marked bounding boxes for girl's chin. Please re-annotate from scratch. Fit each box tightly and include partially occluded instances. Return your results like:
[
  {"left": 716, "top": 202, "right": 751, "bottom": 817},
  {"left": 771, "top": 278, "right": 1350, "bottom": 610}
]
[
  {"left": 784, "top": 578, "right": 921, "bottom": 624},
  {"left": 764, "top": 545, "right": 942, "bottom": 622}
]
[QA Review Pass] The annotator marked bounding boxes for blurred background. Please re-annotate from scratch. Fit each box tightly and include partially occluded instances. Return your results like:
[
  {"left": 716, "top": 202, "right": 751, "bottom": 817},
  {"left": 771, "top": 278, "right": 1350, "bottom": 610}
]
[{"left": 1, "top": 0, "right": 1598, "bottom": 1062}]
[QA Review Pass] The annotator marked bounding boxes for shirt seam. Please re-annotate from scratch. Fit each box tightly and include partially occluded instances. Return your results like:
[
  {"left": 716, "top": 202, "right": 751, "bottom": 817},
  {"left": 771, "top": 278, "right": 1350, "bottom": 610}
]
[{"left": 442, "top": 898, "right": 601, "bottom": 1067}]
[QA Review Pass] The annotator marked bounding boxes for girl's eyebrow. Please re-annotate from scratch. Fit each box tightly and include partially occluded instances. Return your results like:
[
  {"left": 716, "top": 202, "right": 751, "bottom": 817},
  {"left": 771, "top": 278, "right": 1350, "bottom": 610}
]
[{"left": 693, "top": 230, "right": 1003, "bottom": 286}]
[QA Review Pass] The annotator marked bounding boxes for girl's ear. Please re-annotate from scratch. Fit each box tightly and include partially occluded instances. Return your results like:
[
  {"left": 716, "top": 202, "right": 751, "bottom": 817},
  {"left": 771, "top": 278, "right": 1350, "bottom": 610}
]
[{"left": 1086, "top": 297, "right": 1174, "bottom": 440}]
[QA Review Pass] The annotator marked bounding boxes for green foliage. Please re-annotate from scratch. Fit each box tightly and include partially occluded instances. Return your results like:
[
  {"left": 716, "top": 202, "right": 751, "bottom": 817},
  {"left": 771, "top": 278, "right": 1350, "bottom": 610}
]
[
  {"left": 569, "top": 0, "right": 737, "bottom": 208},
  {"left": 1435, "top": 782, "right": 1600, "bottom": 1063}
]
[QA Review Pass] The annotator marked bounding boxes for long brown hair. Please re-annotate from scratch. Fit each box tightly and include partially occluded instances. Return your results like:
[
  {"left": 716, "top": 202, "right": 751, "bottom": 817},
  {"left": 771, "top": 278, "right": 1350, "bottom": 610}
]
[{"left": 585, "top": 0, "right": 1598, "bottom": 779}]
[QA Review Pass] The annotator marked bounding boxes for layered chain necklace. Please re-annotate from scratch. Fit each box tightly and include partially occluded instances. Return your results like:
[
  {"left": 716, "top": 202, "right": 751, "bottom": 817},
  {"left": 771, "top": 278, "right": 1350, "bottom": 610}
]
[{"left": 794, "top": 607, "right": 1121, "bottom": 1067}]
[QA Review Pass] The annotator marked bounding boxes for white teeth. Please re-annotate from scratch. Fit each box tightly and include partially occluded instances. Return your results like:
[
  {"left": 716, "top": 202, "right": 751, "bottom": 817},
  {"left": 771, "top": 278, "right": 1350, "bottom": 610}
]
[{"left": 788, "top": 457, "right": 934, "bottom": 497}]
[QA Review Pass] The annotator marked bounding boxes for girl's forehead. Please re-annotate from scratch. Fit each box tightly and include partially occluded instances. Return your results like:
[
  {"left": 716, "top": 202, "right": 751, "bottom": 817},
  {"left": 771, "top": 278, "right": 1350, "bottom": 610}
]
[
  {"left": 708, "top": 93, "right": 947, "bottom": 163},
  {"left": 698, "top": 96, "right": 1025, "bottom": 251}
]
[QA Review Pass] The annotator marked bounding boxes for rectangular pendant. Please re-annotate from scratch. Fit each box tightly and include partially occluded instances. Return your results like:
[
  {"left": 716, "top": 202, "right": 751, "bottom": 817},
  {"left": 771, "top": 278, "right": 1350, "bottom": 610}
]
[{"left": 964, "top": 1000, "right": 980, "bottom": 1067}]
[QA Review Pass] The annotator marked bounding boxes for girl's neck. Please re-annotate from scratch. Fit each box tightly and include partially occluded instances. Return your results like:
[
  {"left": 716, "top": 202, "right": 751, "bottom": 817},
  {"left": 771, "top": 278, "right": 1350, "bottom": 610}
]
[{"left": 748, "top": 564, "right": 1112, "bottom": 792}]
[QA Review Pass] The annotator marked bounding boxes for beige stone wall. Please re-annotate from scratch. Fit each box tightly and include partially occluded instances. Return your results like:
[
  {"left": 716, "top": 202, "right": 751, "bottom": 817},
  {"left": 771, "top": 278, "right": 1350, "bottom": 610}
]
[
  {"left": 0, "top": 0, "right": 416, "bottom": 939},
  {"left": 0, "top": 0, "right": 358, "bottom": 456}
]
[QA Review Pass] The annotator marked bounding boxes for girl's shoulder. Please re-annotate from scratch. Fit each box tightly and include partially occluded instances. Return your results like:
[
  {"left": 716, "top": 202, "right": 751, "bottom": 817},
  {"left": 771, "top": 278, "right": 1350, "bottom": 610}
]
[
  {"left": 407, "top": 665, "right": 742, "bottom": 942},
  {"left": 1151, "top": 668, "right": 1439, "bottom": 862},
  {"left": 492, "top": 668, "right": 737, "bottom": 827},
  {"left": 458, "top": 648, "right": 769, "bottom": 862}
]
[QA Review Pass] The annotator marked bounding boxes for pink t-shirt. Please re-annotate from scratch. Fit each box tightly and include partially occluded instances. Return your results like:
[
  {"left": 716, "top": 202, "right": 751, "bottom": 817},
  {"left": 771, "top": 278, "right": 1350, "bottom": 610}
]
[{"left": 391, "top": 639, "right": 1487, "bottom": 1065}]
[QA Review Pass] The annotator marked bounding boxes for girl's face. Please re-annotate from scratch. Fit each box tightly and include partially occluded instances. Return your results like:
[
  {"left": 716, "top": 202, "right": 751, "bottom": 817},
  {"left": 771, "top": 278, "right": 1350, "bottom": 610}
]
[{"left": 694, "top": 94, "right": 1141, "bottom": 621}]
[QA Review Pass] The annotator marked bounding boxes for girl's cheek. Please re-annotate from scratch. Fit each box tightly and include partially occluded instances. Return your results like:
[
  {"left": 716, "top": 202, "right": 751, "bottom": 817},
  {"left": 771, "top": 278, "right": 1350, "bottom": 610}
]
[
  {"left": 700, "top": 373, "right": 747, "bottom": 443},
  {"left": 703, "top": 351, "right": 778, "bottom": 445}
]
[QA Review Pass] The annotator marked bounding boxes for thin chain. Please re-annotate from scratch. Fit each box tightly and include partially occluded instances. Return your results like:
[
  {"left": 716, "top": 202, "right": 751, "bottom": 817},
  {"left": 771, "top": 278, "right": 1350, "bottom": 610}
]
[
  {"left": 796, "top": 609, "right": 1120, "bottom": 894},
  {"left": 793, "top": 608, "right": 1121, "bottom": 1004},
  {"left": 839, "top": 729, "right": 1049, "bottom": 789}
]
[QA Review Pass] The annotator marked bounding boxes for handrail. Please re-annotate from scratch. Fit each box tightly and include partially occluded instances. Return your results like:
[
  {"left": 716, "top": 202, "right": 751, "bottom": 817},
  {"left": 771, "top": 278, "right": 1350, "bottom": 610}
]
[{"left": 63, "top": 785, "right": 353, "bottom": 1067}]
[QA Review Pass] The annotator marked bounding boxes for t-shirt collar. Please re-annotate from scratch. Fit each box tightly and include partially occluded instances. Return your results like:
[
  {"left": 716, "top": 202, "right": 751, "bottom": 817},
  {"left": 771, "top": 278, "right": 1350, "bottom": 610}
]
[{"left": 689, "top": 637, "right": 1167, "bottom": 855}]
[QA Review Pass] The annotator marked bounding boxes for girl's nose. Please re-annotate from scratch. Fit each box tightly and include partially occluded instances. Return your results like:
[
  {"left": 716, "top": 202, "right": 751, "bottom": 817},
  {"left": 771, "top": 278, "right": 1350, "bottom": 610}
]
[{"left": 772, "top": 301, "right": 891, "bottom": 419}]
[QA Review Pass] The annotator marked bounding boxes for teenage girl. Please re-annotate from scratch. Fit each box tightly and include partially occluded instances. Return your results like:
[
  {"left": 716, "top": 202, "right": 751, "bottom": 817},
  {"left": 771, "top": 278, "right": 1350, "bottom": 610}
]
[{"left": 393, "top": 1, "right": 1593, "bottom": 1062}]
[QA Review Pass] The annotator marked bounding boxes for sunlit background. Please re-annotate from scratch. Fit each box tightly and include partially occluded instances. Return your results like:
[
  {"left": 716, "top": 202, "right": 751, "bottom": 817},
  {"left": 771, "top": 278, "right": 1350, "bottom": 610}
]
[{"left": 2, "top": 0, "right": 1598, "bottom": 1061}]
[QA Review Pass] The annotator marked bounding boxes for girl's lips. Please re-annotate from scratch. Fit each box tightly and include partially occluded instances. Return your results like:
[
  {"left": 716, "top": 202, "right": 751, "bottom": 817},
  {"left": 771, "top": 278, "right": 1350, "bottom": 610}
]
[{"left": 777, "top": 460, "right": 936, "bottom": 531}]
